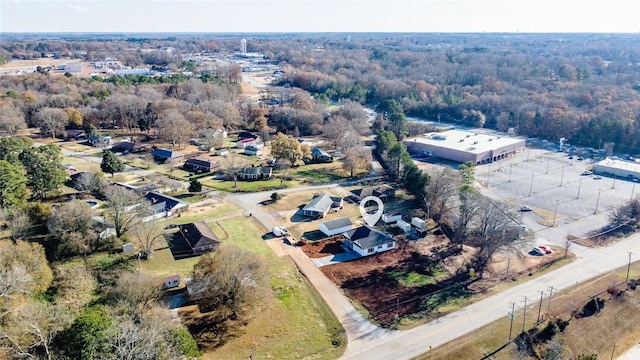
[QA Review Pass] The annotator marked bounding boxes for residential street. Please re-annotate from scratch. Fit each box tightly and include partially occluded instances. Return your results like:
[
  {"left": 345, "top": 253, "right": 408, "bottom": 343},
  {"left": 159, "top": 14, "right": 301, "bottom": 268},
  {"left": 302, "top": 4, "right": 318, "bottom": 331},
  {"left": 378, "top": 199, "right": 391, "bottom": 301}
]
[{"left": 229, "top": 186, "right": 640, "bottom": 360}]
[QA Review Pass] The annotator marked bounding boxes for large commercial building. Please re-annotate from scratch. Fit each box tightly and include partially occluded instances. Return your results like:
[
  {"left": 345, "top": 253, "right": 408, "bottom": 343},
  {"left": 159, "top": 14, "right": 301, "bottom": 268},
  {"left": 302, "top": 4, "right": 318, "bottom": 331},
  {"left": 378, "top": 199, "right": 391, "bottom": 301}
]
[
  {"left": 594, "top": 158, "right": 640, "bottom": 180},
  {"left": 403, "top": 130, "right": 526, "bottom": 165}
]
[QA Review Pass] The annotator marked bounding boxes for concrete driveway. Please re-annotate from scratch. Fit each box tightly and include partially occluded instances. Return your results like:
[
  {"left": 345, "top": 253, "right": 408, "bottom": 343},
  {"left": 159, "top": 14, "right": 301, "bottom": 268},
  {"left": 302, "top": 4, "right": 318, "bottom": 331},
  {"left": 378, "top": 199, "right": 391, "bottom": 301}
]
[{"left": 311, "top": 249, "right": 361, "bottom": 267}]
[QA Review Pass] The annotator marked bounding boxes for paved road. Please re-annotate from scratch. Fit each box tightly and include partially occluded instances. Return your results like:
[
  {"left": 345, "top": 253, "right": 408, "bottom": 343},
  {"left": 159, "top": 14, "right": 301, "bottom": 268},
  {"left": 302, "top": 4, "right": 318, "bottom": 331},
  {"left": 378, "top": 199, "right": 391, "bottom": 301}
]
[{"left": 228, "top": 185, "right": 640, "bottom": 360}]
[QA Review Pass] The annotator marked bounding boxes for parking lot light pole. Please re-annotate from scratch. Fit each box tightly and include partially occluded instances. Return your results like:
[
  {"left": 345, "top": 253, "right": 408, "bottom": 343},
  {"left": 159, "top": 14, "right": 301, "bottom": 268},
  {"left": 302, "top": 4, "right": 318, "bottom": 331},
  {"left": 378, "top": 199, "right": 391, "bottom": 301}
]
[
  {"left": 612, "top": 174, "right": 617, "bottom": 189},
  {"left": 577, "top": 178, "right": 584, "bottom": 199},
  {"left": 559, "top": 166, "right": 565, "bottom": 186},
  {"left": 509, "top": 164, "right": 513, "bottom": 182},
  {"left": 528, "top": 174, "right": 534, "bottom": 197},
  {"left": 553, "top": 200, "right": 559, "bottom": 226},
  {"left": 595, "top": 189, "right": 602, "bottom": 213},
  {"left": 626, "top": 252, "right": 633, "bottom": 282}
]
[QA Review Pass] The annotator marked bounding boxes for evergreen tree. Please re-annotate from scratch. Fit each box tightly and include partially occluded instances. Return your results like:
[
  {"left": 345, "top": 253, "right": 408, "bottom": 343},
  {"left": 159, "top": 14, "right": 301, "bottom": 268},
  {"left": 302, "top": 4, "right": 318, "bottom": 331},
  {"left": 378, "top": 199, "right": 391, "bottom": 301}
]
[
  {"left": 188, "top": 178, "right": 202, "bottom": 193},
  {"left": 101, "top": 150, "right": 124, "bottom": 177}
]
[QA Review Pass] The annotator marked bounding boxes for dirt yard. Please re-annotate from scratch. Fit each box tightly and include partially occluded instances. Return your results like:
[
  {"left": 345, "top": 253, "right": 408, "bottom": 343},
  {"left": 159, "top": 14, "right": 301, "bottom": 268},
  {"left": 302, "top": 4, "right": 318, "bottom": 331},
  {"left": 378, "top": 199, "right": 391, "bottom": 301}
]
[
  {"left": 321, "top": 236, "right": 568, "bottom": 327},
  {"left": 300, "top": 238, "right": 346, "bottom": 258}
]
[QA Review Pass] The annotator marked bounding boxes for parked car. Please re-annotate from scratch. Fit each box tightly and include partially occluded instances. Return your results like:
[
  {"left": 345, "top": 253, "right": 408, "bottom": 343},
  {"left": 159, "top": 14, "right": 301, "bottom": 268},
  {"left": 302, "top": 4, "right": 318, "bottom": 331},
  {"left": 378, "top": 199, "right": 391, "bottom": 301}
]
[
  {"left": 581, "top": 171, "right": 593, "bottom": 176},
  {"left": 577, "top": 156, "right": 584, "bottom": 161},
  {"left": 520, "top": 206, "right": 533, "bottom": 212},
  {"left": 593, "top": 176, "right": 602, "bottom": 180},
  {"left": 538, "top": 245, "right": 553, "bottom": 254},
  {"left": 272, "top": 227, "right": 290, "bottom": 237},
  {"left": 532, "top": 247, "right": 546, "bottom": 256}
]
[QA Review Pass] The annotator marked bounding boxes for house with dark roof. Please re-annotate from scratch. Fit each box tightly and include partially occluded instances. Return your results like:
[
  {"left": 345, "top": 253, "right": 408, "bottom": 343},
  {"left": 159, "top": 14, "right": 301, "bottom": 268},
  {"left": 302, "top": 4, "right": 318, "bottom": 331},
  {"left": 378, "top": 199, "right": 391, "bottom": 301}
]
[
  {"left": 65, "top": 129, "right": 86, "bottom": 140},
  {"left": 319, "top": 217, "right": 353, "bottom": 237},
  {"left": 350, "top": 184, "right": 396, "bottom": 202},
  {"left": 237, "top": 131, "right": 258, "bottom": 141},
  {"left": 237, "top": 166, "right": 272, "bottom": 181},
  {"left": 183, "top": 158, "right": 218, "bottom": 173},
  {"left": 151, "top": 148, "right": 182, "bottom": 163},
  {"left": 144, "top": 191, "right": 189, "bottom": 219},
  {"left": 177, "top": 221, "right": 220, "bottom": 256},
  {"left": 311, "top": 148, "right": 333, "bottom": 163},
  {"left": 87, "top": 135, "right": 112, "bottom": 147},
  {"left": 302, "top": 193, "right": 344, "bottom": 218},
  {"left": 342, "top": 226, "right": 396, "bottom": 257},
  {"left": 112, "top": 141, "right": 146, "bottom": 153}
]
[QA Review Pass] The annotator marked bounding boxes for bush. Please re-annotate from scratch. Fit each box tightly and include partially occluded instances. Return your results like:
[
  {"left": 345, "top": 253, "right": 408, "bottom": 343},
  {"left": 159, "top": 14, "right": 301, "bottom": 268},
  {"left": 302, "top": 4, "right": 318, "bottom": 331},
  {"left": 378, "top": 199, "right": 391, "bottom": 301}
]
[
  {"left": 26, "top": 202, "right": 51, "bottom": 225},
  {"left": 170, "top": 327, "right": 202, "bottom": 358}
]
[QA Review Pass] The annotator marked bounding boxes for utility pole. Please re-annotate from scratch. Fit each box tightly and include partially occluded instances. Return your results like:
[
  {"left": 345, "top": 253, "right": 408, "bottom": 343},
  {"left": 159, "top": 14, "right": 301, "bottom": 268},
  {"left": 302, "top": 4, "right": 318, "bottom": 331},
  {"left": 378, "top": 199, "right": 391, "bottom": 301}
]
[
  {"left": 632, "top": 182, "right": 636, "bottom": 200},
  {"left": 626, "top": 252, "right": 633, "bottom": 282},
  {"left": 522, "top": 296, "right": 528, "bottom": 333},
  {"left": 547, "top": 286, "right": 554, "bottom": 314},
  {"left": 529, "top": 174, "right": 534, "bottom": 197},
  {"left": 505, "top": 257, "right": 511, "bottom": 280},
  {"left": 537, "top": 290, "right": 544, "bottom": 324},
  {"left": 508, "top": 302, "right": 515, "bottom": 341},
  {"left": 612, "top": 174, "right": 617, "bottom": 189},
  {"left": 552, "top": 200, "right": 559, "bottom": 227},
  {"left": 559, "top": 166, "right": 565, "bottom": 186}
]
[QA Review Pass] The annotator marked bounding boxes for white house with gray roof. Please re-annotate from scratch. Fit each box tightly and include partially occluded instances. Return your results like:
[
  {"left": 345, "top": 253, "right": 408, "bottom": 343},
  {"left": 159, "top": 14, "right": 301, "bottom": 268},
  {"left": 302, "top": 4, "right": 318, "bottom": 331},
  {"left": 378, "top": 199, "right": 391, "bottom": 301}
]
[
  {"left": 319, "top": 217, "right": 353, "bottom": 237},
  {"left": 302, "top": 193, "right": 344, "bottom": 218},
  {"left": 342, "top": 226, "right": 396, "bottom": 257}
]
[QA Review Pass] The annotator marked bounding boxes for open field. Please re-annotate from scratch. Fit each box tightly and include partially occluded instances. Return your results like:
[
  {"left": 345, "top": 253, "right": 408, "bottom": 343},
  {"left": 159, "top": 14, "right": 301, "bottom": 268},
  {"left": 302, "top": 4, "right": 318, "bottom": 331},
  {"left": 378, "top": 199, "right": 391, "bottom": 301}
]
[
  {"left": 415, "top": 261, "right": 640, "bottom": 360},
  {"left": 183, "top": 217, "right": 346, "bottom": 360},
  {"left": 200, "top": 178, "right": 302, "bottom": 192}
]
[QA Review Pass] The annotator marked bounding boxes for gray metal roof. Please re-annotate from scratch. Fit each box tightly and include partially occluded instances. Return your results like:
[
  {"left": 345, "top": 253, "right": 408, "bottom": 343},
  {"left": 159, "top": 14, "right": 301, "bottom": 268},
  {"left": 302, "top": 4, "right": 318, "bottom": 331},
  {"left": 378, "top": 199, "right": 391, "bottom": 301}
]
[
  {"left": 303, "top": 193, "right": 334, "bottom": 213},
  {"left": 320, "top": 217, "right": 353, "bottom": 231}
]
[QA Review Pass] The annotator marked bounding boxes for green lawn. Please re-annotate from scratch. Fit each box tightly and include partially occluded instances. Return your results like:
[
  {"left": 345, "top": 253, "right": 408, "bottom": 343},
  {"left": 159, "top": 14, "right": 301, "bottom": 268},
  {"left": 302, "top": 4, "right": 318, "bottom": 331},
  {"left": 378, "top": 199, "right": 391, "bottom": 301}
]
[
  {"left": 166, "top": 203, "right": 243, "bottom": 225},
  {"left": 200, "top": 178, "right": 302, "bottom": 192},
  {"left": 294, "top": 168, "right": 347, "bottom": 183},
  {"left": 202, "top": 216, "right": 346, "bottom": 360}
]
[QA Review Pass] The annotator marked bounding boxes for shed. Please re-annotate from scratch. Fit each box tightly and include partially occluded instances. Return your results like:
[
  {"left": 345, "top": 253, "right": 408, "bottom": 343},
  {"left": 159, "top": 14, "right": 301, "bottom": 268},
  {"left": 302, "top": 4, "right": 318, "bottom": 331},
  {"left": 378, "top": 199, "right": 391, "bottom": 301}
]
[
  {"left": 397, "top": 220, "right": 411, "bottom": 233},
  {"left": 319, "top": 217, "right": 353, "bottom": 237},
  {"left": 162, "top": 275, "right": 180, "bottom": 290},
  {"left": 382, "top": 213, "right": 402, "bottom": 223}
]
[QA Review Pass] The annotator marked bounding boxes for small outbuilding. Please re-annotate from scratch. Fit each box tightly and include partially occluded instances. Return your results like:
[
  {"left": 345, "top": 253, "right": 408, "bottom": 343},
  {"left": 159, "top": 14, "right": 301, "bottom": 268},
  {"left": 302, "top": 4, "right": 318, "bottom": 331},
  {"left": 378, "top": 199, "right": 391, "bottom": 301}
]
[
  {"left": 311, "top": 148, "right": 333, "bottom": 163},
  {"left": 319, "top": 217, "right": 353, "bottom": 237},
  {"left": 162, "top": 275, "right": 181, "bottom": 290}
]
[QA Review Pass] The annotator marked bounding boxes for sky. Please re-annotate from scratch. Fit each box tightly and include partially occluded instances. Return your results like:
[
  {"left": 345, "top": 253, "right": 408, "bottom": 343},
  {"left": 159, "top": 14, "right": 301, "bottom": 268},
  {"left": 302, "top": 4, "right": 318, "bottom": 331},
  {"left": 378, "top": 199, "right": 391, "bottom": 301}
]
[{"left": 1, "top": 0, "right": 639, "bottom": 33}]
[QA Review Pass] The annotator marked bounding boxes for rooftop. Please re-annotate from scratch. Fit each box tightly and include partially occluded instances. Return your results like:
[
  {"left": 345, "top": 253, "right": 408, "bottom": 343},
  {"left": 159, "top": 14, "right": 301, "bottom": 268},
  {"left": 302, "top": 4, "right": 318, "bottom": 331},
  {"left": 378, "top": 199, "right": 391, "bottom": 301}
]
[
  {"left": 320, "top": 217, "right": 353, "bottom": 231},
  {"left": 344, "top": 226, "right": 394, "bottom": 250},
  {"left": 595, "top": 158, "right": 640, "bottom": 172},
  {"left": 405, "top": 129, "right": 524, "bottom": 154}
]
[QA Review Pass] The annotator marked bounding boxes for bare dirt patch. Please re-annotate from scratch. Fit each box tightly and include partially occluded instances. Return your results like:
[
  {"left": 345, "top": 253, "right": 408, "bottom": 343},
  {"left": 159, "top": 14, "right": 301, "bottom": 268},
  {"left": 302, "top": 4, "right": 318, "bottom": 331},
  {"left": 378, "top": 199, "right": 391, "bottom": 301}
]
[
  {"left": 300, "top": 238, "right": 346, "bottom": 258},
  {"left": 321, "top": 237, "right": 570, "bottom": 327}
]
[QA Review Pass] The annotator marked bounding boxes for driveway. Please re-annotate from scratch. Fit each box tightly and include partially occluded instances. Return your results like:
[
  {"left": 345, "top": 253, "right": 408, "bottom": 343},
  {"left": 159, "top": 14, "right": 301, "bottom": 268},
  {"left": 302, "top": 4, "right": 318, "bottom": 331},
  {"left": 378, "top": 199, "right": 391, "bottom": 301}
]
[{"left": 310, "top": 249, "right": 361, "bottom": 267}]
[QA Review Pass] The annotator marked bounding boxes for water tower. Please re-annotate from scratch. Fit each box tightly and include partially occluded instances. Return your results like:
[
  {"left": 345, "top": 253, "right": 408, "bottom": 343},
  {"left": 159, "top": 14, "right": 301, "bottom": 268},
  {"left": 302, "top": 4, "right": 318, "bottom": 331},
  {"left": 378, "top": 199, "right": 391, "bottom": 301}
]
[{"left": 240, "top": 38, "right": 247, "bottom": 54}]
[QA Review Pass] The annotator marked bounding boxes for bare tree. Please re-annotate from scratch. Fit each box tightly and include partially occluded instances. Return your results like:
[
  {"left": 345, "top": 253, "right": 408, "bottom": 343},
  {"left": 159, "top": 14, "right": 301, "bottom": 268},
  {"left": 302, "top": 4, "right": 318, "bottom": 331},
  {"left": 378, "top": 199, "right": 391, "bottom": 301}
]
[
  {"left": 8, "top": 208, "right": 31, "bottom": 241},
  {"left": 426, "top": 167, "right": 460, "bottom": 221},
  {"left": 107, "top": 308, "right": 179, "bottom": 360},
  {"left": 323, "top": 115, "right": 349, "bottom": 148},
  {"left": 47, "top": 200, "right": 97, "bottom": 256},
  {"left": 0, "top": 103, "right": 27, "bottom": 135},
  {"left": 472, "top": 197, "right": 524, "bottom": 269},
  {"left": 342, "top": 146, "right": 372, "bottom": 177},
  {"left": 156, "top": 109, "right": 193, "bottom": 148},
  {"left": 130, "top": 221, "right": 164, "bottom": 258},
  {"left": 104, "top": 185, "right": 144, "bottom": 238},
  {"left": 75, "top": 172, "right": 105, "bottom": 195},
  {"left": 34, "top": 107, "right": 68, "bottom": 138},
  {"left": 107, "top": 272, "right": 161, "bottom": 316}
]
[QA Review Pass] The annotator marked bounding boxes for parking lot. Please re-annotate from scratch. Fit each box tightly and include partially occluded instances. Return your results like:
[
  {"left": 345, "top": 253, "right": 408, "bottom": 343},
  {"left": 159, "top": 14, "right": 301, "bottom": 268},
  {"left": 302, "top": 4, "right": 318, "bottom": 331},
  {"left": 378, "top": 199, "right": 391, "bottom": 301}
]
[{"left": 478, "top": 147, "right": 638, "bottom": 223}]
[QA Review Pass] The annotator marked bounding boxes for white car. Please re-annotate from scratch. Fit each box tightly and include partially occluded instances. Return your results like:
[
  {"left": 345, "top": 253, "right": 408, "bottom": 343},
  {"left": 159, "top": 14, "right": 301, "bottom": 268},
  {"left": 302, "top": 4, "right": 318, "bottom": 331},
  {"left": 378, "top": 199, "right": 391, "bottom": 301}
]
[
  {"left": 532, "top": 247, "right": 546, "bottom": 256},
  {"left": 272, "top": 227, "right": 290, "bottom": 237}
]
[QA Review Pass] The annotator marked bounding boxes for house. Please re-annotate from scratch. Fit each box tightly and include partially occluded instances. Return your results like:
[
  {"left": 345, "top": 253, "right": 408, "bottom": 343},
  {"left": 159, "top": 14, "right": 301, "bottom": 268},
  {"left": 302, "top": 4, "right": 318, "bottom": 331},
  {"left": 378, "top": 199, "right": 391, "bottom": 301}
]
[
  {"left": 319, "top": 217, "right": 353, "bottom": 237},
  {"left": 112, "top": 141, "right": 146, "bottom": 153},
  {"left": 237, "top": 138, "right": 264, "bottom": 149},
  {"left": 350, "top": 184, "right": 396, "bottom": 202},
  {"left": 183, "top": 158, "right": 218, "bottom": 173},
  {"left": 237, "top": 166, "right": 272, "bottom": 181},
  {"left": 342, "top": 226, "right": 396, "bottom": 257},
  {"left": 302, "top": 193, "right": 344, "bottom": 218},
  {"left": 237, "top": 131, "right": 258, "bottom": 141},
  {"left": 215, "top": 148, "right": 229, "bottom": 156},
  {"left": 151, "top": 148, "right": 182, "bottom": 163},
  {"left": 65, "top": 129, "right": 86, "bottom": 140},
  {"left": 177, "top": 221, "right": 221, "bottom": 256},
  {"left": 144, "top": 191, "right": 189, "bottom": 219},
  {"left": 162, "top": 275, "right": 181, "bottom": 290},
  {"left": 87, "top": 135, "right": 112, "bottom": 147},
  {"left": 114, "top": 181, "right": 159, "bottom": 195},
  {"left": 244, "top": 145, "right": 263, "bottom": 156},
  {"left": 311, "top": 148, "right": 333, "bottom": 163}
]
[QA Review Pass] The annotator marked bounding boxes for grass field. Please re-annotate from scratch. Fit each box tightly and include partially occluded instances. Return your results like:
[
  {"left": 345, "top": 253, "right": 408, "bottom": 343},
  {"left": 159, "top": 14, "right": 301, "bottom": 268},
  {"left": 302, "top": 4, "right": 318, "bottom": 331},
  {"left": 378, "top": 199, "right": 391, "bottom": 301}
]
[
  {"left": 414, "top": 261, "right": 640, "bottom": 360},
  {"left": 195, "top": 217, "right": 346, "bottom": 360},
  {"left": 200, "top": 178, "right": 302, "bottom": 192}
]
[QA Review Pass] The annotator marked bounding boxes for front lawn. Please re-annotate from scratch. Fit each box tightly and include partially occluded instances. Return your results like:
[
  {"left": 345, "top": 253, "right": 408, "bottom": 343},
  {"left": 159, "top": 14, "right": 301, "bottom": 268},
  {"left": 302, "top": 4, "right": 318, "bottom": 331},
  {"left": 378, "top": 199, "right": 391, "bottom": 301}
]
[{"left": 200, "top": 178, "right": 302, "bottom": 192}]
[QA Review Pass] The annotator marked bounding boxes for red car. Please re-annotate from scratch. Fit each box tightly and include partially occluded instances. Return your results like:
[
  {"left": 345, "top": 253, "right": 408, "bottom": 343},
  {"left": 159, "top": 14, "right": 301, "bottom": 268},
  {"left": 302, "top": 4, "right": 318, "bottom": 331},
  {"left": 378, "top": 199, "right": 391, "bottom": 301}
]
[{"left": 538, "top": 245, "right": 553, "bottom": 254}]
